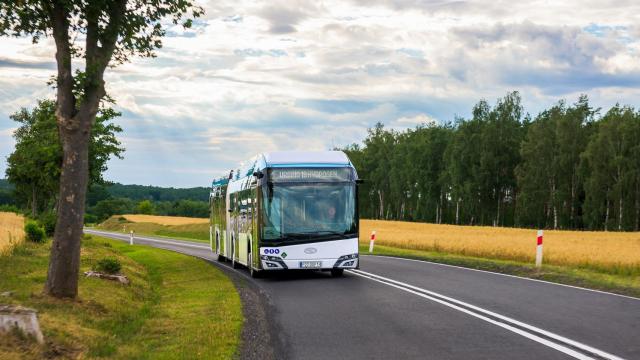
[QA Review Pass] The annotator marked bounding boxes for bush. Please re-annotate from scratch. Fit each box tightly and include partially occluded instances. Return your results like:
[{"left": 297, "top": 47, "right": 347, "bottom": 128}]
[
  {"left": 38, "top": 212, "right": 57, "bottom": 237},
  {"left": 24, "top": 220, "right": 46, "bottom": 243},
  {"left": 95, "top": 258, "right": 122, "bottom": 274},
  {"left": 0, "top": 204, "right": 20, "bottom": 214},
  {"left": 84, "top": 213, "right": 97, "bottom": 225}
]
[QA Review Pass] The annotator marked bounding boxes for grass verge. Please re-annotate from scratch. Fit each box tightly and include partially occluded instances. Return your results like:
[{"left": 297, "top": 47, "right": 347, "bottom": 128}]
[
  {"left": 361, "top": 244, "right": 640, "bottom": 298},
  {"left": 0, "top": 235, "right": 242, "bottom": 359}
]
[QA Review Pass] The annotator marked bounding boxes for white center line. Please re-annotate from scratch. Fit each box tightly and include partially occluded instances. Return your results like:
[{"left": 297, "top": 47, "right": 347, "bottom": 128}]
[{"left": 348, "top": 269, "right": 625, "bottom": 360}]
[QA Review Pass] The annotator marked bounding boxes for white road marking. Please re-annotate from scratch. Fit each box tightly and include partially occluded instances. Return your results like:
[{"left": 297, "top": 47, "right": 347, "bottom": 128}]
[
  {"left": 363, "top": 255, "right": 640, "bottom": 301},
  {"left": 349, "top": 269, "right": 625, "bottom": 360}
]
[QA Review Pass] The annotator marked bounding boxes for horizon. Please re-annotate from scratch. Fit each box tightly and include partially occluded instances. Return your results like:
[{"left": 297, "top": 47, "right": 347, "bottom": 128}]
[{"left": 1, "top": 0, "right": 639, "bottom": 188}]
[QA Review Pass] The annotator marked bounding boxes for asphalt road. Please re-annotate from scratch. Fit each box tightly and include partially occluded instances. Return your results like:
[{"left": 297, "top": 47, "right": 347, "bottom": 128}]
[{"left": 85, "top": 229, "right": 640, "bottom": 360}]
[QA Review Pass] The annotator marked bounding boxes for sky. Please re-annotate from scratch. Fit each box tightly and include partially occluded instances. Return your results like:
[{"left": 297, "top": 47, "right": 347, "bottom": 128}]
[{"left": 1, "top": 0, "right": 639, "bottom": 188}]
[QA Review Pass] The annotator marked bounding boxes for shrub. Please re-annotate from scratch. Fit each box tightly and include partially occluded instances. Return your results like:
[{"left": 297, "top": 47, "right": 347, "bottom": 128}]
[
  {"left": 95, "top": 258, "right": 122, "bottom": 274},
  {"left": 84, "top": 213, "right": 97, "bottom": 225},
  {"left": 38, "top": 212, "right": 57, "bottom": 236},
  {"left": 24, "top": 220, "right": 46, "bottom": 243}
]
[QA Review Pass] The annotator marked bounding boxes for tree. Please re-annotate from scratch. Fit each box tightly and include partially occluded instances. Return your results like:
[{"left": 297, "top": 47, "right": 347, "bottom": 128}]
[
  {"left": 136, "top": 200, "right": 155, "bottom": 215},
  {"left": 582, "top": 105, "right": 640, "bottom": 230},
  {"left": 0, "top": 1, "right": 203, "bottom": 298},
  {"left": 6, "top": 100, "right": 124, "bottom": 217}
]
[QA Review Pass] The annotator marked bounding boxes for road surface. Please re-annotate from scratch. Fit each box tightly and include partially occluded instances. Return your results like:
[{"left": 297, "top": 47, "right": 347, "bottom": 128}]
[{"left": 85, "top": 229, "right": 639, "bottom": 360}]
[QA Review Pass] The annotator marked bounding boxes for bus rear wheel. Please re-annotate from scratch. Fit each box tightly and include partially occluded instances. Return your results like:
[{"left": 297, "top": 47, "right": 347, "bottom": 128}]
[{"left": 331, "top": 268, "right": 344, "bottom": 277}]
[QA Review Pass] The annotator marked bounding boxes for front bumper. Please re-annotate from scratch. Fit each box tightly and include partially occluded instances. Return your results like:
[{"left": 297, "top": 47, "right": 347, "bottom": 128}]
[{"left": 260, "top": 257, "right": 359, "bottom": 270}]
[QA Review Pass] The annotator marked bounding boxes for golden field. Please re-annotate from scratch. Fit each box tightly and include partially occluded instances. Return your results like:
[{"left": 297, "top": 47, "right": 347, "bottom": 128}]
[
  {"left": 121, "top": 214, "right": 208, "bottom": 226},
  {"left": 0, "top": 212, "right": 25, "bottom": 255},
  {"left": 360, "top": 220, "right": 640, "bottom": 273}
]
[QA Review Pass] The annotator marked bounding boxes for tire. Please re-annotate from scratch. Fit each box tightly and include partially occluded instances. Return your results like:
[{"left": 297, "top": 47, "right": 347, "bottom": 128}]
[
  {"left": 331, "top": 268, "right": 344, "bottom": 277},
  {"left": 249, "top": 253, "right": 261, "bottom": 278}
]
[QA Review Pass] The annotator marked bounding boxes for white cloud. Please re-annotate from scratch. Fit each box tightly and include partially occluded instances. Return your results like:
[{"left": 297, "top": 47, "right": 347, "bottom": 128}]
[{"left": 0, "top": 0, "right": 639, "bottom": 186}]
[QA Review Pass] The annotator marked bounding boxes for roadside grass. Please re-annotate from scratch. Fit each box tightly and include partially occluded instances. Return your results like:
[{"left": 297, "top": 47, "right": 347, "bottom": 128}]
[
  {"left": 98, "top": 216, "right": 209, "bottom": 243},
  {"left": 360, "top": 219, "right": 640, "bottom": 276},
  {"left": 0, "top": 211, "right": 24, "bottom": 255},
  {"left": 0, "top": 235, "right": 242, "bottom": 359},
  {"left": 361, "top": 244, "right": 640, "bottom": 298}
]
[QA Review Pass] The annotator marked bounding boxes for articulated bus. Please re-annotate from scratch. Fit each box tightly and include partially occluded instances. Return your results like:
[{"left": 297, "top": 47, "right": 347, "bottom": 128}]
[{"left": 209, "top": 151, "right": 360, "bottom": 277}]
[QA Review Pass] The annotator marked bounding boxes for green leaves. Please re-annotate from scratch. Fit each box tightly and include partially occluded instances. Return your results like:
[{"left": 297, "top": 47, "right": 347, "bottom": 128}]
[
  {"left": 345, "top": 92, "right": 640, "bottom": 231},
  {"left": 5, "top": 100, "right": 124, "bottom": 215}
]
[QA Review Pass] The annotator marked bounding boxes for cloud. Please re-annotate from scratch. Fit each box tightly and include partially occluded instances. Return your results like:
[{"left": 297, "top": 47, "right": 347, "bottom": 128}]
[{"left": 0, "top": 0, "right": 639, "bottom": 187}]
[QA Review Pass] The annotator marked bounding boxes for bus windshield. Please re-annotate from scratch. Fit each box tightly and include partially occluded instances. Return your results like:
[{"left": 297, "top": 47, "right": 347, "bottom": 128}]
[{"left": 262, "top": 182, "right": 357, "bottom": 243}]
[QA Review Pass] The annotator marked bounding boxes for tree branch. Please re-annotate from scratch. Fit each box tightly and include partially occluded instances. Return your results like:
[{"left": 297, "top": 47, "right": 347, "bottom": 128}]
[
  {"left": 77, "top": 0, "right": 126, "bottom": 125},
  {"left": 48, "top": 1, "right": 75, "bottom": 123}
]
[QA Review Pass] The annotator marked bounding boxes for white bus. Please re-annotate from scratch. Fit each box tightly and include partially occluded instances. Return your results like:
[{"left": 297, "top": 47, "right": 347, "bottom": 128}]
[{"left": 209, "top": 151, "right": 361, "bottom": 277}]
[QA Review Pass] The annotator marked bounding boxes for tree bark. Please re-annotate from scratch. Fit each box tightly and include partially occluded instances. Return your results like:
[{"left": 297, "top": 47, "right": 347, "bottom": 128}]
[
  {"left": 45, "top": 120, "right": 91, "bottom": 298},
  {"left": 455, "top": 198, "right": 460, "bottom": 225},
  {"left": 618, "top": 197, "right": 623, "bottom": 231},
  {"left": 604, "top": 198, "right": 610, "bottom": 232},
  {"left": 44, "top": 0, "right": 125, "bottom": 298}
]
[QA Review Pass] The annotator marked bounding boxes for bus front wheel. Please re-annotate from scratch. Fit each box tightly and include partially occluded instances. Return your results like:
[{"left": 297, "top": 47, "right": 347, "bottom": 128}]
[{"left": 331, "top": 269, "right": 344, "bottom": 277}]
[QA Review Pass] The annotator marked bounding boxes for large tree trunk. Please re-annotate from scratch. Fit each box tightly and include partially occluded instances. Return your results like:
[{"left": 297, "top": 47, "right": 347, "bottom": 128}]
[{"left": 45, "top": 116, "right": 91, "bottom": 298}]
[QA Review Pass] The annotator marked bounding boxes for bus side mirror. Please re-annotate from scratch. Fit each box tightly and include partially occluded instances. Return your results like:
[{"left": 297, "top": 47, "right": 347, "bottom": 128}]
[
  {"left": 356, "top": 179, "right": 365, "bottom": 184},
  {"left": 253, "top": 171, "right": 264, "bottom": 179}
]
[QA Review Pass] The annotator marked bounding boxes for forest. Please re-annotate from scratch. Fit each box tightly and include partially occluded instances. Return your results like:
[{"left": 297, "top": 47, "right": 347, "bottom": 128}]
[{"left": 343, "top": 92, "right": 640, "bottom": 231}]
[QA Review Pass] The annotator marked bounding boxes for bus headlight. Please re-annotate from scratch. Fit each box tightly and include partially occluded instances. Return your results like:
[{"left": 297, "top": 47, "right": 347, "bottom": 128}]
[
  {"left": 334, "top": 253, "right": 358, "bottom": 267},
  {"left": 337, "top": 253, "right": 358, "bottom": 261}
]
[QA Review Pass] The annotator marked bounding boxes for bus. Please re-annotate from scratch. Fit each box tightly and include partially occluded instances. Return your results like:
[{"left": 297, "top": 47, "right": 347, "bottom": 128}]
[{"left": 209, "top": 151, "right": 360, "bottom": 277}]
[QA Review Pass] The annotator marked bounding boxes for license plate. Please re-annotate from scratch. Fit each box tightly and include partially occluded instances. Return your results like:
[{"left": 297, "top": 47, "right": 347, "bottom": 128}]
[{"left": 299, "top": 261, "right": 322, "bottom": 269}]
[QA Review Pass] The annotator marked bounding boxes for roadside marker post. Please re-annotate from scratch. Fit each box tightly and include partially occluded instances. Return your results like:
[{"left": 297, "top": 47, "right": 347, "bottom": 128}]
[
  {"left": 129, "top": 231, "right": 134, "bottom": 245},
  {"left": 535, "top": 230, "right": 543, "bottom": 268},
  {"left": 369, "top": 231, "right": 376, "bottom": 253}
]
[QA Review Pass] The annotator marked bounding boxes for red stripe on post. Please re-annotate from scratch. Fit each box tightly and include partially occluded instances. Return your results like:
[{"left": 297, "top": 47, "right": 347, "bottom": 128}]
[{"left": 537, "top": 230, "right": 543, "bottom": 245}]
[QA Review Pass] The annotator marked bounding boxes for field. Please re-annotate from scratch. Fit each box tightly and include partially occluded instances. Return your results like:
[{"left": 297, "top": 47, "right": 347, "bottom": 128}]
[
  {"left": 0, "top": 211, "right": 24, "bottom": 255},
  {"left": 104, "top": 214, "right": 640, "bottom": 275},
  {"left": 360, "top": 220, "right": 640, "bottom": 275},
  {"left": 99, "top": 215, "right": 210, "bottom": 242},
  {"left": 0, "top": 235, "right": 242, "bottom": 359},
  {"left": 120, "top": 214, "right": 209, "bottom": 225}
]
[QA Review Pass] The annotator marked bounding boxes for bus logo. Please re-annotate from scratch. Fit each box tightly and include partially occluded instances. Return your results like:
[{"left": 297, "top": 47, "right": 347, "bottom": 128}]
[
  {"left": 304, "top": 247, "right": 317, "bottom": 254},
  {"left": 264, "top": 248, "right": 280, "bottom": 255}
]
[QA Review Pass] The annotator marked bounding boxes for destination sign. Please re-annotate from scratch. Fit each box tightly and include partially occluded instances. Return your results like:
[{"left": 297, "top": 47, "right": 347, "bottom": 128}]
[{"left": 269, "top": 168, "right": 354, "bottom": 182}]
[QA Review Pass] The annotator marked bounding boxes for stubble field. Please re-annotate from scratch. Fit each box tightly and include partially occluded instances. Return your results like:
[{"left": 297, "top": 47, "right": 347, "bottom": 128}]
[
  {"left": 0, "top": 211, "right": 24, "bottom": 255},
  {"left": 360, "top": 219, "right": 640, "bottom": 275},
  {"left": 99, "top": 214, "right": 640, "bottom": 275}
]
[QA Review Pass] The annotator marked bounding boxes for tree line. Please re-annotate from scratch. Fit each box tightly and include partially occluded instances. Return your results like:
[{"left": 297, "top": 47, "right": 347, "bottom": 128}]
[{"left": 343, "top": 92, "right": 640, "bottom": 231}]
